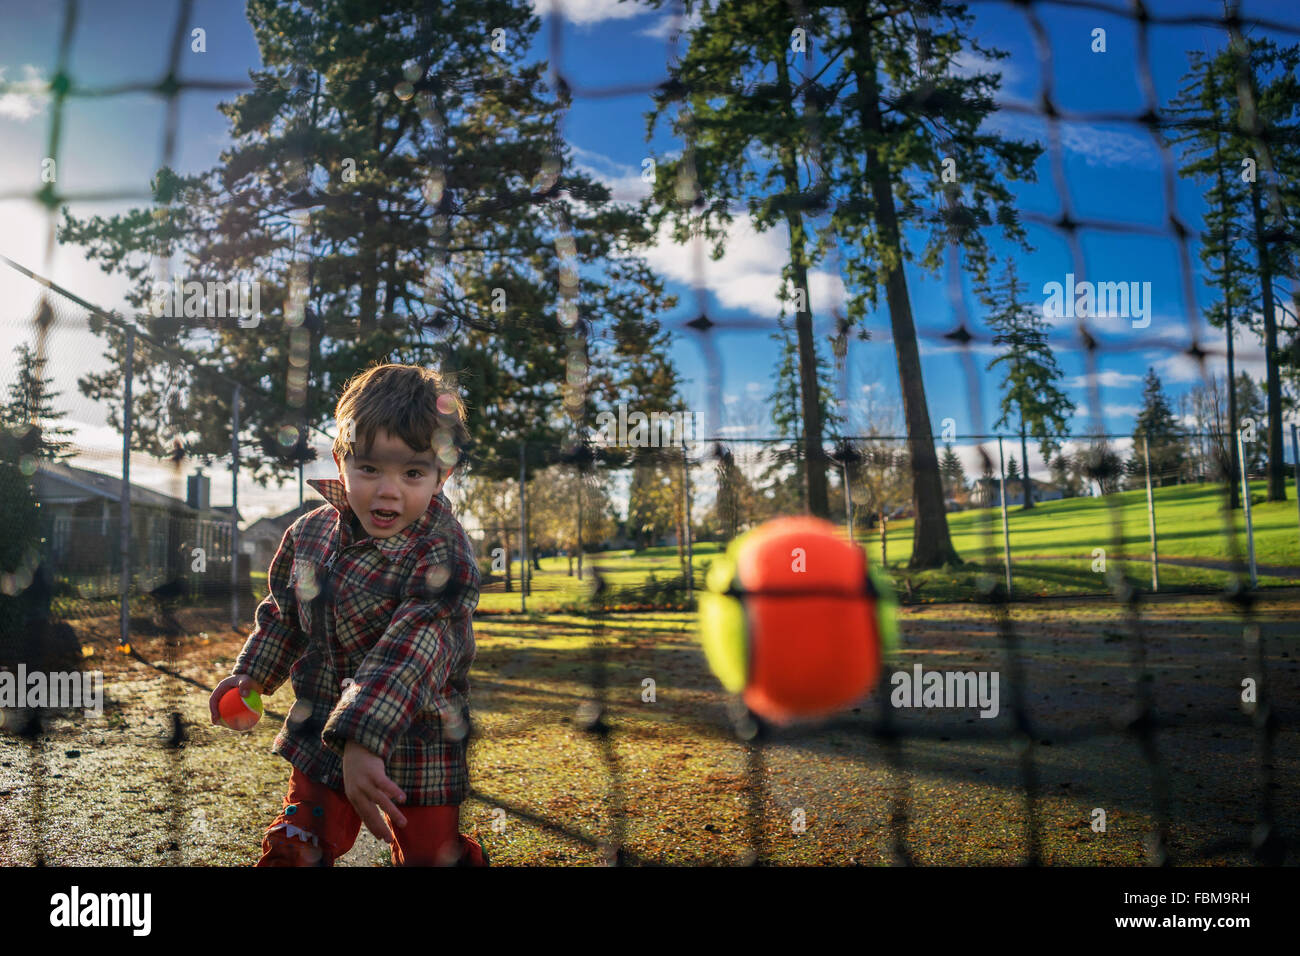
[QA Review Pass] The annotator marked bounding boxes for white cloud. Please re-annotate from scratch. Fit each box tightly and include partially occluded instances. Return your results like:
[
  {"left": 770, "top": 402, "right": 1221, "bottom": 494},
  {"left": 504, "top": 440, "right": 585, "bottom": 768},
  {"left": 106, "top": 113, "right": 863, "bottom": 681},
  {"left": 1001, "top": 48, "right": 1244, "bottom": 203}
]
[
  {"left": 640, "top": 215, "right": 845, "bottom": 317},
  {"left": 639, "top": 9, "right": 705, "bottom": 40},
  {"left": 568, "top": 144, "right": 651, "bottom": 204},
  {"left": 949, "top": 50, "right": 1026, "bottom": 95},
  {"left": 1064, "top": 370, "right": 1142, "bottom": 389},
  {"left": 1103, "top": 404, "right": 1141, "bottom": 418},
  {"left": 1150, "top": 318, "right": 1269, "bottom": 384},
  {"left": 1059, "top": 123, "right": 1159, "bottom": 169},
  {"left": 982, "top": 110, "right": 1159, "bottom": 169},
  {"left": 0, "top": 66, "right": 48, "bottom": 122},
  {"left": 530, "top": 0, "right": 648, "bottom": 25}
]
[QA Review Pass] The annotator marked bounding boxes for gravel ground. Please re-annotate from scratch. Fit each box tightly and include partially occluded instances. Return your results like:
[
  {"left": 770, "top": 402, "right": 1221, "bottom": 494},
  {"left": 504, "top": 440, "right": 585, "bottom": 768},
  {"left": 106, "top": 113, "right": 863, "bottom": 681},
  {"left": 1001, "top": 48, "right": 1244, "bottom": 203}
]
[{"left": 1, "top": 591, "right": 1296, "bottom": 866}]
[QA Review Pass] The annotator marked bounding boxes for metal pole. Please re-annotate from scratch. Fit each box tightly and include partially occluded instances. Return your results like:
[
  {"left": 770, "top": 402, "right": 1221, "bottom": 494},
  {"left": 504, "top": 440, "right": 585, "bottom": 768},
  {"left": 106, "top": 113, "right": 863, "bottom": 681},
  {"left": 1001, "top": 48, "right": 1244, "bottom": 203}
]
[
  {"left": 519, "top": 442, "right": 527, "bottom": 612},
  {"left": 997, "top": 437, "right": 1012, "bottom": 595},
  {"left": 576, "top": 466, "right": 583, "bottom": 582},
  {"left": 682, "top": 440, "right": 694, "bottom": 593},
  {"left": 231, "top": 383, "right": 241, "bottom": 629},
  {"left": 1292, "top": 423, "right": 1300, "bottom": 555},
  {"left": 842, "top": 460, "right": 853, "bottom": 542},
  {"left": 880, "top": 513, "right": 887, "bottom": 569},
  {"left": 298, "top": 458, "right": 304, "bottom": 511},
  {"left": 1143, "top": 435, "right": 1159, "bottom": 592},
  {"left": 1238, "top": 428, "right": 1257, "bottom": 588},
  {"left": 119, "top": 326, "right": 134, "bottom": 649}
]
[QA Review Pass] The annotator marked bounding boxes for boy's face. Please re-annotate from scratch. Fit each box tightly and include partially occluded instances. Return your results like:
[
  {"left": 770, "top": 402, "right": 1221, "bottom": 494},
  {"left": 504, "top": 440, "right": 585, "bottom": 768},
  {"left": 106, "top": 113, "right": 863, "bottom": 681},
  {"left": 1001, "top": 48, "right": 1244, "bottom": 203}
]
[{"left": 333, "top": 428, "right": 447, "bottom": 539}]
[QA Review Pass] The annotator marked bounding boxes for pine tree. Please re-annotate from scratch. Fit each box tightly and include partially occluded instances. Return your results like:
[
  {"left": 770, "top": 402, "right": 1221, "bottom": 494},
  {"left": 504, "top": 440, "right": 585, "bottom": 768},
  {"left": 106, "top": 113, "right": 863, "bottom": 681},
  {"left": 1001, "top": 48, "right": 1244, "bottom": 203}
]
[
  {"left": 1130, "top": 368, "right": 1184, "bottom": 486},
  {"left": 809, "top": 4, "right": 1035, "bottom": 564},
  {"left": 60, "top": 0, "right": 679, "bottom": 488},
  {"left": 1167, "top": 38, "right": 1300, "bottom": 502},
  {"left": 982, "top": 259, "right": 1074, "bottom": 510},
  {"left": 1005, "top": 455, "right": 1020, "bottom": 483},
  {"left": 1235, "top": 373, "right": 1268, "bottom": 475},
  {"left": 1167, "top": 47, "right": 1252, "bottom": 507},
  {"left": 2, "top": 343, "right": 78, "bottom": 464},
  {"left": 644, "top": 0, "right": 844, "bottom": 517},
  {"left": 939, "top": 444, "right": 966, "bottom": 497}
]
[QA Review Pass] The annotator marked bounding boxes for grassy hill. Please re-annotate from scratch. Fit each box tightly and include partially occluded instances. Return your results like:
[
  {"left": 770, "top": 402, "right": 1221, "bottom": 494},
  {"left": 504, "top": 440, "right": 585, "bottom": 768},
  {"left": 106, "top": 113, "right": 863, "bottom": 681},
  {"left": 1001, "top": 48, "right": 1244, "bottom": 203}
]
[{"left": 878, "top": 479, "right": 1300, "bottom": 600}]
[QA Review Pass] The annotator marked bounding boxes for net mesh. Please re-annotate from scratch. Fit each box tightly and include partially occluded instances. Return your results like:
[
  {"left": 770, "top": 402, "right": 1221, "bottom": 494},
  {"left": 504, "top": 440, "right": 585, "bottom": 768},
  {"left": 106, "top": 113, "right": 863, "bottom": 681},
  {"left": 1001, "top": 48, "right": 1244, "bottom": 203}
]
[{"left": 0, "top": 0, "right": 1295, "bottom": 866}]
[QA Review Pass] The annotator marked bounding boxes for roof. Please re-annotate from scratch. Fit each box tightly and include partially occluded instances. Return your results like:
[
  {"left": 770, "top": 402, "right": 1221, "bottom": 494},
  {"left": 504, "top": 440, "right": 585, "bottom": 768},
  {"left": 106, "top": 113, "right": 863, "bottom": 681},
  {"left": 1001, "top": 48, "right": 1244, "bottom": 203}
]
[
  {"left": 34, "top": 459, "right": 243, "bottom": 522},
  {"left": 245, "top": 502, "right": 317, "bottom": 537}
]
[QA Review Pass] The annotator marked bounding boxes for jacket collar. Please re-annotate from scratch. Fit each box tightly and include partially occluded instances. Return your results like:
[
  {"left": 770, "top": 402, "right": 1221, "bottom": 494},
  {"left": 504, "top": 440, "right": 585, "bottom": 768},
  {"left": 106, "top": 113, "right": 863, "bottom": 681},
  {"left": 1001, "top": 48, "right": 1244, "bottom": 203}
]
[{"left": 305, "top": 477, "right": 448, "bottom": 561}]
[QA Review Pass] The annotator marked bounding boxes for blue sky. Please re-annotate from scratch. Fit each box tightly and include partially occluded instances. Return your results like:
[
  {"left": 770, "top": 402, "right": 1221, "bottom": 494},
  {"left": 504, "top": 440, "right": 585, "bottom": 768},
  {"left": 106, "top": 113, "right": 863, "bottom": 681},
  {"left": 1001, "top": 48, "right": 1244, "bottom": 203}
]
[{"left": 1, "top": 0, "right": 1297, "bottom": 523}]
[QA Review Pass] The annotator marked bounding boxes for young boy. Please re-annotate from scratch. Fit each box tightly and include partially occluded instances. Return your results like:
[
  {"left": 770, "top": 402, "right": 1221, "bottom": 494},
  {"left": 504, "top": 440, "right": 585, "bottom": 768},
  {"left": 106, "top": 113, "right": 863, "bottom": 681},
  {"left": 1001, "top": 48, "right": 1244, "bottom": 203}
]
[{"left": 209, "top": 363, "right": 488, "bottom": 867}]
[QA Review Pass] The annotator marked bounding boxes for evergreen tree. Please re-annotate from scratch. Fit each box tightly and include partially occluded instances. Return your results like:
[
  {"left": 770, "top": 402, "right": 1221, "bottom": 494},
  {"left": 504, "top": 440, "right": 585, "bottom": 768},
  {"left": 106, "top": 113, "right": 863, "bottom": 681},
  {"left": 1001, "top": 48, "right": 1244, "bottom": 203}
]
[
  {"left": 2, "top": 342, "right": 78, "bottom": 464},
  {"left": 1167, "top": 47, "right": 1252, "bottom": 506},
  {"left": 1167, "top": 38, "right": 1300, "bottom": 502},
  {"left": 1130, "top": 368, "right": 1184, "bottom": 486},
  {"left": 939, "top": 443, "right": 966, "bottom": 497},
  {"left": 1235, "top": 372, "right": 1268, "bottom": 475},
  {"left": 644, "top": 0, "right": 845, "bottom": 517},
  {"left": 1005, "top": 455, "right": 1020, "bottom": 483},
  {"left": 827, "top": 2, "right": 1041, "bottom": 566},
  {"left": 646, "top": 0, "right": 1042, "bottom": 564},
  {"left": 982, "top": 260, "right": 1074, "bottom": 509},
  {"left": 60, "top": 0, "right": 679, "bottom": 488},
  {"left": 758, "top": 318, "right": 844, "bottom": 514}
]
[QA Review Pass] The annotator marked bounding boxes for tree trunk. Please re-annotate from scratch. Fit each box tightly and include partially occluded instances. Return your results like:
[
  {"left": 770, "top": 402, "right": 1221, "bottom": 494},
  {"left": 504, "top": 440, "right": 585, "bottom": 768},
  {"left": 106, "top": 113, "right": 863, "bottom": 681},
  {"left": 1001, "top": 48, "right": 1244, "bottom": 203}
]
[
  {"left": 1250, "top": 179, "right": 1287, "bottom": 501},
  {"left": 1213, "top": 156, "right": 1241, "bottom": 509},
  {"left": 847, "top": 10, "right": 960, "bottom": 569},
  {"left": 774, "top": 52, "right": 829, "bottom": 518},
  {"left": 1020, "top": 418, "right": 1033, "bottom": 509},
  {"left": 879, "top": 511, "right": 887, "bottom": 568}
]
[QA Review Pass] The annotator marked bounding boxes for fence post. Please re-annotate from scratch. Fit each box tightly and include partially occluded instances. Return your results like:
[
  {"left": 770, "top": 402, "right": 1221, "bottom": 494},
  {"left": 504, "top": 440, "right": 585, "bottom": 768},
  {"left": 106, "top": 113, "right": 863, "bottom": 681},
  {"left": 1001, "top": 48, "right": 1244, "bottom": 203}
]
[
  {"left": 120, "top": 325, "right": 134, "bottom": 648},
  {"left": 1238, "top": 428, "right": 1258, "bottom": 588},
  {"left": 682, "top": 441, "right": 693, "bottom": 593},
  {"left": 1143, "top": 434, "right": 1159, "bottom": 592},
  {"left": 519, "top": 441, "right": 527, "bottom": 612},
  {"left": 842, "top": 459, "right": 853, "bottom": 543},
  {"left": 997, "top": 436, "right": 1012, "bottom": 595},
  {"left": 231, "top": 383, "right": 241, "bottom": 629},
  {"left": 1292, "top": 423, "right": 1300, "bottom": 555}
]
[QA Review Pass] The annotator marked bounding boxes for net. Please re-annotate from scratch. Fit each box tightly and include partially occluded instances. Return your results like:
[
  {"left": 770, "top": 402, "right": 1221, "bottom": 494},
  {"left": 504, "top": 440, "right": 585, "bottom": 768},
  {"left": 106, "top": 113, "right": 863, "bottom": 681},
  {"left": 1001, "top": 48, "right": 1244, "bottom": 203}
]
[{"left": 1, "top": 0, "right": 1295, "bottom": 866}]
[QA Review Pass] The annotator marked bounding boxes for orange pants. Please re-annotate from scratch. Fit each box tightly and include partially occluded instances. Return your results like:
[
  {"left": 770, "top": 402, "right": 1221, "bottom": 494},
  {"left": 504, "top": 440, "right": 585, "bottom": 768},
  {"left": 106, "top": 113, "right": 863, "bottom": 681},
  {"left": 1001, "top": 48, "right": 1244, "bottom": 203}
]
[{"left": 256, "top": 767, "right": 488, "bottom": 867}]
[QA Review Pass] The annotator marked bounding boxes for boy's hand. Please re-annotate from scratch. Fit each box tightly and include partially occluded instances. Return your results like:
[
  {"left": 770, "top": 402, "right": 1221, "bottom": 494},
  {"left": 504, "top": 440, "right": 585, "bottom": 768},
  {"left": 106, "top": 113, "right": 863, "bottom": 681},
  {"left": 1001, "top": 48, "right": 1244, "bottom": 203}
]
[
  {"left": 208, "top": 674, "right": 264, "bottom": 725},
  {"left": 342, "top": 739, "right": 408, "bottom": 844}
]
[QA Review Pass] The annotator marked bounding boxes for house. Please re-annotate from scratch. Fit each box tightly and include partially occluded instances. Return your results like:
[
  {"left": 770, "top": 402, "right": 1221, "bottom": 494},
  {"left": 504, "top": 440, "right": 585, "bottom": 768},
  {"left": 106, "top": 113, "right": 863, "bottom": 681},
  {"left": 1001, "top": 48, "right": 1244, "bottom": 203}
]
[
  {"left": 34, "top": 462, "right": 245, "bottom": 600},
  {"left": 969, "top": 476, "right": 1065, "bottom": 508},
  {"left": 244, "top": 501, "right": 319, "bottom": 573}
]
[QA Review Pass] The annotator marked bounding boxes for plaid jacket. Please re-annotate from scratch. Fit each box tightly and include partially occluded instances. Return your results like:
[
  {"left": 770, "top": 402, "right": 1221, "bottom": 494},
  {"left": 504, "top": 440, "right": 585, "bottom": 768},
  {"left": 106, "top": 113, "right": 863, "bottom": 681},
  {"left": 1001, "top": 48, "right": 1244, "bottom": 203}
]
[{"left": 233, "top": 477, "right": 480, "bottom": 805}]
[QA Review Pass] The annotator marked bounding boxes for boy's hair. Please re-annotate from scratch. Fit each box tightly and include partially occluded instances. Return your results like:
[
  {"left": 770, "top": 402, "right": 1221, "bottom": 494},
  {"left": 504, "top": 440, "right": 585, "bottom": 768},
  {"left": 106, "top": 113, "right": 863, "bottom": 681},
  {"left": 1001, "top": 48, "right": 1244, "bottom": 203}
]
[{"left": 332, "top": 363, "right": 472, "bottom": 476}]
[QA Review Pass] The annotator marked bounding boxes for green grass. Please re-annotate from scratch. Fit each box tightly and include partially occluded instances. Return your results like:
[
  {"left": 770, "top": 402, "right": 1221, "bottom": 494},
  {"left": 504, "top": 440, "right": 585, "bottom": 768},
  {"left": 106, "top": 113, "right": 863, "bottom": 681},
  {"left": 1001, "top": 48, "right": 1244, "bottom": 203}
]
[
  {"left": 883, "top": 478, "right": 1300, "bottom": 567},
  {"left": 874, "top": 479, "right": 1300, "bottom": 601},
  {"left": 241, "top": 482, "right": 1300, "bottom": 609},
  {"left": 883, "top": 479, "right": 1300, "bottom": 566}
]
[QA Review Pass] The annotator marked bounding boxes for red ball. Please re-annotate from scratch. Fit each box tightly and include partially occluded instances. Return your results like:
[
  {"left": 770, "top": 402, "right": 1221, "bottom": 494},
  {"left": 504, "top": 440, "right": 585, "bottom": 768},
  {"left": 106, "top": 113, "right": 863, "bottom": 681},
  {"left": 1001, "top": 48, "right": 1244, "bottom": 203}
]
[
  {"left": 738, "top": 517, "right": 881, "bottom": 723},
  {"left": 218, "top": 686, "right": 263, "bottom": 732}
]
